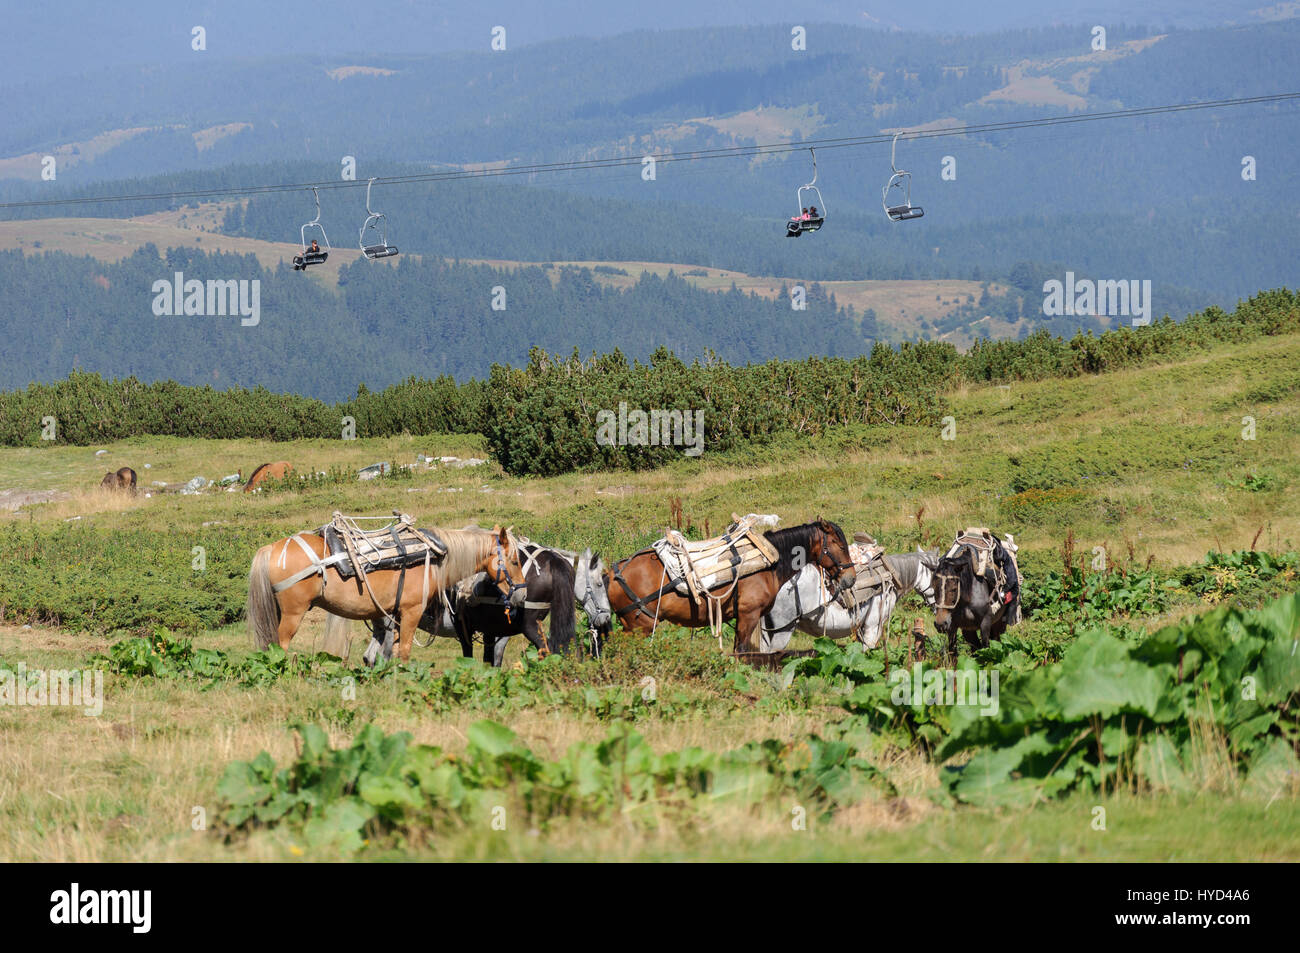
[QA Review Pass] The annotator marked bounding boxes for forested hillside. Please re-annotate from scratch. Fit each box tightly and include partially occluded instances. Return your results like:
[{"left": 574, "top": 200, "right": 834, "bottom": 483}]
[{"left": 0, "top": 246, "right": 865, "bottom": 397}]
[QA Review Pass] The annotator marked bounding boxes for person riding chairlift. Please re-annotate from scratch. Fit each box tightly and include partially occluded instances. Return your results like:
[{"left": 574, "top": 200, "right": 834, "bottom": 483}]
[
  {"left": 307, "top": 239, "right": 321, "bottom": 255},
  {"left": 808, "top": 206, "right": 819, "bottom": 221}
]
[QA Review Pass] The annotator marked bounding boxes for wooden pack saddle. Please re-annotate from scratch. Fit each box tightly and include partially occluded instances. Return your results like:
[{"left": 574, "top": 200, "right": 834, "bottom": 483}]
[
  {"left": 838, "top": 534, "right": 900, "bottom": 606},
  {"left": 652, "top": 513, "right": 780, "bottom": 602},
  {"left": 320, "top": 510, "right": 447, "bottom": 580}
]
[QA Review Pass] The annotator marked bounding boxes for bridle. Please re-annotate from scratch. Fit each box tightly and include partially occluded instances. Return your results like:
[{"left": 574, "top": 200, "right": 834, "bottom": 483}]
[
  {"left": 814, "top": 523, "right": 856, "bottom": 594},
  {"left": 491, "top": 536, "right": 528, "bottom": 621}
]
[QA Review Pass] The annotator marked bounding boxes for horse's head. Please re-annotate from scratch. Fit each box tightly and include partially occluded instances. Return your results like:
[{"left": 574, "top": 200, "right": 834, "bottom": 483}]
[
  {"left": 811, "top": 516, "right": 856, "bottom": 594},
  {"left": 931, "top": 546, "right": 990, "bottom": 633},
  {"left": 573, "top": 548, "right": 612, "bottom": 633},
  {"left": 910, "top": 547, "right": 943, "bottom": 606},
  {"left": 485, "top": 525, "right": 529, "bottom": 617}
]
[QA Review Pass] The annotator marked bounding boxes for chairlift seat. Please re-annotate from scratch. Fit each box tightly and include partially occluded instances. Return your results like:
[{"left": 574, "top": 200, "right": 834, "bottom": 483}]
[
  {"left": 886, "top": 206, "right": 924, "bottom": 222},
  {"left": 363, "top": 244, "right": 399, "bottom": 260},
  {"left": 293, "top": 250, "right": 329, "bottom": 270}
]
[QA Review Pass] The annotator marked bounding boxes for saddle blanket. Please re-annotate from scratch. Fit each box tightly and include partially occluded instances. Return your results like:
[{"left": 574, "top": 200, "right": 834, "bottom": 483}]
[
  {"left": 652, "top": 513, "right": 780, "bottom": 601},
  {"left": 320, "top": 512, "right": 446, "bottom": 580}
]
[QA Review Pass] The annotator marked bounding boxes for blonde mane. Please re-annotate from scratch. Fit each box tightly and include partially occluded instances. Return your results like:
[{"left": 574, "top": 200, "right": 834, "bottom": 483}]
[{"left": 428, "top": 525, "right": 517, "bottom": 589}]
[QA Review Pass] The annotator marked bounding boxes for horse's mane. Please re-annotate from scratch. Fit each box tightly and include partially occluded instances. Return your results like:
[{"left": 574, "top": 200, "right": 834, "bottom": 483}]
[
  {"left": 246, "top": 462, "right": 273, "bottom": 484},
  {"left": 430, "top": 526, "right": 513, "bottom": 589},
  {"left": 764, "top": 523, "right": 818, "bottom": 574},
  {"left": 937, "top": 545, "right": 982, "bottom": 587}
]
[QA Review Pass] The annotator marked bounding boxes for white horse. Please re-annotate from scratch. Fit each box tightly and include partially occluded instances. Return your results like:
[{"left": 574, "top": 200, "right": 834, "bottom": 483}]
[{"left": 760, "top": 549, "right": 940, "bottom": 652}]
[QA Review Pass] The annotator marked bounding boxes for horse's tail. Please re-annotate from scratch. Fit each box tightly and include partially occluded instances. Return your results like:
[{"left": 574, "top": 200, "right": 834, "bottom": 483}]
[
  {"left": 321, "top": 612, "right": 352, "bottom": 659},
  {"left": 247, "top": 545, "right": 280, "bottom": 650},
  {"left": 547, "top": 556, "right": 577, "bottom": 653}
]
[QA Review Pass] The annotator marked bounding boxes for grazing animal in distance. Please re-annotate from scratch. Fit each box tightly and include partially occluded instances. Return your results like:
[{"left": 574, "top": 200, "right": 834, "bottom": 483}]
[
  {"left": 99, "top": 467, "right": 137, "bottom": 493},
  {"left": 244, "top": 461, "right": 293, "bottom": 492}
]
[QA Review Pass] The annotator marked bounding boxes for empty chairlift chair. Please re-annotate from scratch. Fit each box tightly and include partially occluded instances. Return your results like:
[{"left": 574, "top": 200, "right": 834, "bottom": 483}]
[
  {"left": 882, "top": 133, "right": 925, "bottom": 222},
  {"left": 359, "top": 178, "right": 399, "bottom": 260},
  {"left": 293, "top": 187, "right": 331, "bottom": 271}
]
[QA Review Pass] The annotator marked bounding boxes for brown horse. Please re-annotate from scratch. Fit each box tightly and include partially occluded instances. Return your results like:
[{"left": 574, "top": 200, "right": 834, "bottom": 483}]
[
  {"left": 99, "top": 467, "right": 137, "bottom": 492},
  {"left": 244, "top": 461, "right": 293, "bottom": 492},
  {"left": 606, "top": 518, "right": 856, "bottom": 654},
  {"left": 246, "top": 524, "right": 526, "bottom": 662}
]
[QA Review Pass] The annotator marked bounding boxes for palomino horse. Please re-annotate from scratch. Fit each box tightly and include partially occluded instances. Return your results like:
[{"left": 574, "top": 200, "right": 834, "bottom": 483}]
[
  {"left": 759, "top": 548, "right": 941, "bottom": 653},
  {"left": 244, "top": 461, "right": 293, "bottom": 492},
  {"left": 606, "top": 518, "right": 856, "bottom": 654},
  {"left": 246, "top": 525, "right": 526, "bottom": 662}
]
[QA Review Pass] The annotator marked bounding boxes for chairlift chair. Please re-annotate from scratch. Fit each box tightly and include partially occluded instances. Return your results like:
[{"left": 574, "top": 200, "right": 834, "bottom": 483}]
[
  {"left": 359, "top": 178, "right": 399, "bottom": 260},
  {"left": 293, "top": 187, "right": 330, "bottom": 271},
  {"left": 786, "top": 148, "right": 826, "bottom": 237},
  {"left": 883, "top": 133, "right": 925, "bottom": 222}
]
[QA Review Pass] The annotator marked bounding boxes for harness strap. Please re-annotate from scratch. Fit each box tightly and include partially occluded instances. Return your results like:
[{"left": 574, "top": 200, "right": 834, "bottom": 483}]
[
  {"left": 271, "top": 535, "right": 349, "bottom": 593},
  {"left": 612, "top": 565, "right": 679, "bottom": 622}
]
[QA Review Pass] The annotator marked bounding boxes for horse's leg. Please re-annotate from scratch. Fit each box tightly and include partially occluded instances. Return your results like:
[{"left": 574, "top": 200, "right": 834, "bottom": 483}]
[
  {"left": 362, "top": 619, "right": 385, "bottom": 668},
  {"left": 275, "top": 588, "right": 309, "bottom": 650},
  {"left": 492, "top": 634, "right": 509, "bottom": 668},
  {"left": 733, "top": 592, "right": 765, "bottom": 655},
  {"left": 524, "top": 610, "right": 549, "bottom": 656},
  {"left": 395, "top": 611, "right": 421, "bottom": 663}
]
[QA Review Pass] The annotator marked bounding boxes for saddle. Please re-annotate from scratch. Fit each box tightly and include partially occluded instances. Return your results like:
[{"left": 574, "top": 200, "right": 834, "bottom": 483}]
[
  {"left": 945, "top": 527, "right": 1021, "bottom": 618},
  {"left": 838, "top": 538, "right": 899, "bottom": 606},
  {"left": 652, "top": 513, "right": 780, "bottom": 603},
  {"left": 320, "top": 510, "right": 447, "bottom": 580}
]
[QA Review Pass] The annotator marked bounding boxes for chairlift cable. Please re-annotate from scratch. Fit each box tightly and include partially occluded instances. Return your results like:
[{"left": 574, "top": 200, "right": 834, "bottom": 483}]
[{"left": 0, "top": 92, "right": 1296, "bottom": 211}]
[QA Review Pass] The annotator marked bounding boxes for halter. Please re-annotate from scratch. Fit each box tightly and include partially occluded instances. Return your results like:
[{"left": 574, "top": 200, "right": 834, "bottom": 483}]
[
  {"left": 491, "top": 537, "right": 527, "bottom": 621},
  {"left": 934, "top": 572, "right": 962, "bottom": 610},
  {"left": 813, "top": 523, "right": 855, "bottom": 593}
]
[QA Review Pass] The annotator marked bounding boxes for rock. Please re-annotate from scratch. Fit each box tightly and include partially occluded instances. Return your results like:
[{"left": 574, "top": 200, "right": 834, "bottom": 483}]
[
  {"left": 94, "top": 449, "right": 108, "bottom": 457},
  {"left": 218, "top": 473, "right": 241, "bottom": 486},
  {"left": 180, "top": 476, "right": 209, "bottom": 495},
  {"left": 358, "top": 462, "right": 391, "bottom": 480}
]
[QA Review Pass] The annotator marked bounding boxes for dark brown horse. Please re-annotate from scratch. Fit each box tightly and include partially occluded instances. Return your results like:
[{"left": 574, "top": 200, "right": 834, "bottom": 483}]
[
  {"left": 605, "top": 518, "right": 856, "bottom": 654},
  {"left": 931, "top": 544, "right": 1010, "bottom": 657},
  {"left": 246, "top": 524, "right": 526, "bottom": 663},
  {"left": 99, "top": 467, "right": 137, "bottom": 492},
  {"left": 244, "top": 461, "right": 293, "bottom": 492}
]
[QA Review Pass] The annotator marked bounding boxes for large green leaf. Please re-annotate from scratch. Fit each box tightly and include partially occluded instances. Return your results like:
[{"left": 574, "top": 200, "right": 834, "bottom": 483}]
[
  {"left": 1053, "top": 630, "right": 1166, "bottom": 719},
  {"left": 1134, "top": 733, "right": 1192, "bottom": 793},
  {"left": 1243, "top": 736, "right": 1300, "bottom": 800},
  {"left": 467, "top": 719, "right": 522, "bottom": 758}
]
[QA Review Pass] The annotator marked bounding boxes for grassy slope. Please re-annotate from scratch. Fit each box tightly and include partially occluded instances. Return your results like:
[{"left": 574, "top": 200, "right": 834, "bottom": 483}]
[{"left": 0, "top": 332, "right": 1297, "bottom": 860}]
